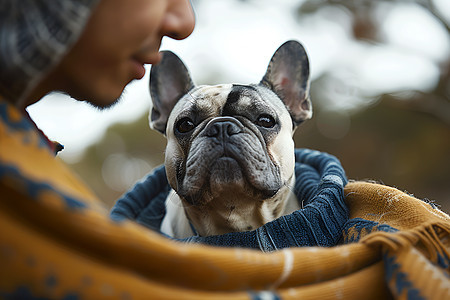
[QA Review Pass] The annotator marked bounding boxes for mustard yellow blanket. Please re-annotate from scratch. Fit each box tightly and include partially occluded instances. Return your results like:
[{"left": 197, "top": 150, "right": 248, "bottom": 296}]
[{"left": 1, "top": 99, "right": 449, "bottom": 299}]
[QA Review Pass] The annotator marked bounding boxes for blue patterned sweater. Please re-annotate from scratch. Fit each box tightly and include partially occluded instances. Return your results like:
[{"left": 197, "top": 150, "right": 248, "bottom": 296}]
[{"left": 111, "top": 149, "right": 350, "bottom": 251}]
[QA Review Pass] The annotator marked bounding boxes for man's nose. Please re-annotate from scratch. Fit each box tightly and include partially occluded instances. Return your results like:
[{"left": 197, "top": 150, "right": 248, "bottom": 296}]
[{"left": 161, "top": 0, "right": 196, "bottom": 40}]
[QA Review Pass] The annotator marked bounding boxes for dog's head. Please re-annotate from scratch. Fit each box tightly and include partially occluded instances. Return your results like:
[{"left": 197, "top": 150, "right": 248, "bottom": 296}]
[{"left": 149, "top": 41, "right": 311, "bottom": 234}]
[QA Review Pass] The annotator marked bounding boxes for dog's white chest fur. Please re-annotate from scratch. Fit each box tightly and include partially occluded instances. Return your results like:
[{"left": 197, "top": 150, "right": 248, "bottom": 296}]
[
  {"left": 161, "top": 185, "right": 300, "bottom": 239},
  {"left": 160, "top": 190, "right": 195, "bottom": 238}
]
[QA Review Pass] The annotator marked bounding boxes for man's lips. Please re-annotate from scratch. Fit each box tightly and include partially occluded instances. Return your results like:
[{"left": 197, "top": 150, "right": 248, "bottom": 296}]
[
  {"left": 131, "top": 59, "right": 146, "bottom": 79},
  {"left": 133, "top": 49, "right": 163, "bottom": 65},
  {"left": 131, "top": 52, "right": 162, "bottom": 79}
]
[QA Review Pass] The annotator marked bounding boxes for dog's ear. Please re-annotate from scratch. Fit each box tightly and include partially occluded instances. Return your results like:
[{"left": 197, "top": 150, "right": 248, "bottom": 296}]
[
  {"left": 260, "top": 40, "right": 312, "bottom": 127},
  {"left": 149, "top": 51, "right": 195, "bottom": 134}
]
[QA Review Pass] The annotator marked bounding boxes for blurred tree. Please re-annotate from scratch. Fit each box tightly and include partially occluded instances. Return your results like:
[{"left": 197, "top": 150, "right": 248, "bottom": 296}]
[
  {"left": 294, "top": 0, "right": 450, "bottom": 211},
  {"left": 297, "top": 0, "right": 449, "bottom": 123},
  {"left": 294, "top": 97, "right": 450, "bottom": 212}
]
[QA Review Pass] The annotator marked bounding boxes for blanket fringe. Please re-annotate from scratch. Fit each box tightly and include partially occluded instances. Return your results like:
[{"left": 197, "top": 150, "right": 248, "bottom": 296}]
[{"left": 361, "top": 221, "right": 450, "bottom": 266}]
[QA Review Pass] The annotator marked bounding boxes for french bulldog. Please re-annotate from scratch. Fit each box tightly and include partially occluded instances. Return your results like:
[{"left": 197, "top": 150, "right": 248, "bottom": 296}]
[{"left": 149, "top": 40, "right": 312, "bottom": 238}]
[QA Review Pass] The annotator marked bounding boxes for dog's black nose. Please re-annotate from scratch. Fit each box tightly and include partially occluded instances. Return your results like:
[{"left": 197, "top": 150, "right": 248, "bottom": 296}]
[{"left": 205, "top": 117, "right": 242, "bottom": 138}]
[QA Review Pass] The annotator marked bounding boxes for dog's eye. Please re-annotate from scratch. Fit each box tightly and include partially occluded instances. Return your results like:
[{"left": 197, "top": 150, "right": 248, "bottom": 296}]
[
  {"left": 176, "top": 118, "right": 195, "bottom": 133},
  {"left": 255, "top": 114, "right": 276, "bottom": 128}
]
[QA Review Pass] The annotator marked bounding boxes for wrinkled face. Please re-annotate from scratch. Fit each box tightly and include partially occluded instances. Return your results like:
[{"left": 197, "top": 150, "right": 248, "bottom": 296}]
[
  {"left": 164, "top": 84, "right": 296, "bottom": 205},
  {"left": 150, "top": 41, "right": 310, "bottom": 235},
  {"left": 47, "top": 0, "right": 195, "bottom": 108}
]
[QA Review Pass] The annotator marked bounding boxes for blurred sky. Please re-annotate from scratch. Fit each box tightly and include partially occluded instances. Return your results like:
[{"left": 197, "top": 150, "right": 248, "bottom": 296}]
[{"left": 27, "top": 0, "right": 450, "bottom": 163}]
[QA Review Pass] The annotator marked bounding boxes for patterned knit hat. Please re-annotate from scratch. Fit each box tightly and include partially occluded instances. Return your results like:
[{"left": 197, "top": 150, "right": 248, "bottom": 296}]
[{"left": 0, "top": 0, "right": 99, "bottom": 104}]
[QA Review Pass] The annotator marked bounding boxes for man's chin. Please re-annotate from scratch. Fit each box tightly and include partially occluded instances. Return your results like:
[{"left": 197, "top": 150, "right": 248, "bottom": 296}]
[
  {"left": 85, "top": 96, "right": 122, "bottom": 110},
  {"left": 61, "top": 91, "right": 123, "bottom": 110}
]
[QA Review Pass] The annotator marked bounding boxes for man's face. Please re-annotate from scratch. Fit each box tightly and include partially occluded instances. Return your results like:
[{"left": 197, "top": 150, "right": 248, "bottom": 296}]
[{"left": 48, "top": 0, "right": 195, "bottom": 108}]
